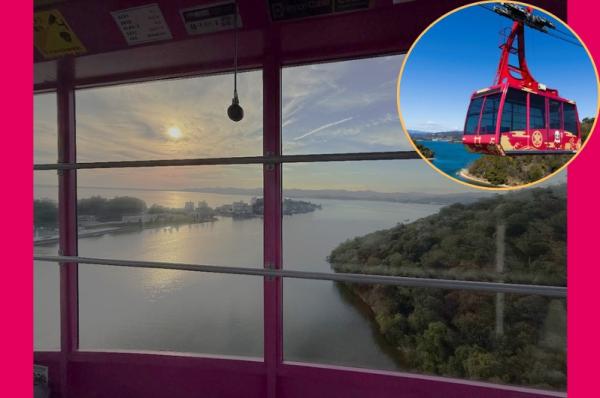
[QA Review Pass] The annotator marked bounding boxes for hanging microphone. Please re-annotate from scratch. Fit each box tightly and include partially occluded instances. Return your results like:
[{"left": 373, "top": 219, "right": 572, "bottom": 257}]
[
  {"left": 228, "top": 94, "right": 244, "bottom": 122},
  {"left": 228, "top": 0, "right": 243, "bottom": 122}
]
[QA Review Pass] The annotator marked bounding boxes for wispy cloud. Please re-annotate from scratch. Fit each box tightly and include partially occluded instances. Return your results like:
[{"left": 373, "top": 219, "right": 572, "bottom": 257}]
[{"left": 293, "top": 117, "right": 353, "bottom": 141}]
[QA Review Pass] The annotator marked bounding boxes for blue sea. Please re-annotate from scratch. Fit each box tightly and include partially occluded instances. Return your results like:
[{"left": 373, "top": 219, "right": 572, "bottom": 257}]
[{"left": 417, "top": 140, "right": 481, "bottom": 180}]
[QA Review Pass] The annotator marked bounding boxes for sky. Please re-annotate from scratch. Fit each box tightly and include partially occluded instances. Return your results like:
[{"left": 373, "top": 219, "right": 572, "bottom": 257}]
[
  {"left": 36, "top": 55, "right": 487, "bottom": 195},
  {"left": 400, "top": 3, "right": 598, "bottom": 132},
  {"left": 34, "top": 3, "right": 575, "bottom": 195}
]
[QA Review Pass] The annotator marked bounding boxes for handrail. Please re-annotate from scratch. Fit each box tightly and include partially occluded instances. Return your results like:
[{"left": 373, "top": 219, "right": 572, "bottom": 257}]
[
  {"left": 34, "top": 255, "right": 567, "bottom": 298},
  {"left": 33, "top": 151, "right": 420, "bottom": 170}
]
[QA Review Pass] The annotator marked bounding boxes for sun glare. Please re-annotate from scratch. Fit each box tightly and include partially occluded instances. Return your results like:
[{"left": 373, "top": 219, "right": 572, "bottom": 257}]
[{"left": 167, "top": 126, "right": 183, "bottom": 139}]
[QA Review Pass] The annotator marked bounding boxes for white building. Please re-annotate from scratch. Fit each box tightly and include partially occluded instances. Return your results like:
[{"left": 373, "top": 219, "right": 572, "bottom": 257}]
[
  {"left": 121, "top": 214, "right": 159, "bottom": 224},
  {"left": 184, "top": 201, "right": 195, "bottom": 212}
]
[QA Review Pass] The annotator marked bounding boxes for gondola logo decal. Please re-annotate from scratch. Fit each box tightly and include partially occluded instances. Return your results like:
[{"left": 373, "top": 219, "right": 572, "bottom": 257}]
[
  {"left": 34, "top": 9, "right": 86, "bottom": 58},
  {"left": 531, "top": 130, "right": 544, "bottom": 148}
]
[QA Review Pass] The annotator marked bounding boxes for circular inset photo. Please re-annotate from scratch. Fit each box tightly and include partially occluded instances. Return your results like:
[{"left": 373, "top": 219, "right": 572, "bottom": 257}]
[{"left": 397, "top": 1, "right": 598, "bottom": 189}]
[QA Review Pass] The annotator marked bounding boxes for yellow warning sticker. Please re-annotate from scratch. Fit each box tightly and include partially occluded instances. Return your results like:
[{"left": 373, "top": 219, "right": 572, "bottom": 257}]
[{"left": 34, "top": 9, "right": 86, "bottom": 58}]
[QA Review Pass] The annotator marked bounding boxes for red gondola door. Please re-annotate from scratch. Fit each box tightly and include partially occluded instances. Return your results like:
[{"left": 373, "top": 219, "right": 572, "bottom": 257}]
[
  {"left": 528, "top": 93, "right": 548, "bottom": 150},
  {"left": 548, "top": 98, "right": 564, "bottom": 151}
]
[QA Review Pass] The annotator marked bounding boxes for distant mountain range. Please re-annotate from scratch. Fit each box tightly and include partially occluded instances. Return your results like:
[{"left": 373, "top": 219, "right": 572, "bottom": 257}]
[
  {"left": 408, "top": 130, "right": 463, "bottom": 142},
  {"left": 181, "top": 187, "right": 491, "bottom": 205}
]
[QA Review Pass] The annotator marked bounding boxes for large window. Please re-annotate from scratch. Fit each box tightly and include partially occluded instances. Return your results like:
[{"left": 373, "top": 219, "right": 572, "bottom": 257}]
[
  {"left": 76, "top": 167, "right": 263, "bottom": 267},
  {"left": 549, "top": 100, "right": 562, "bottom": 130},
  {"left": 280, "top": 58, "right": 566, "bottom": 391},
  {"left": 34, "top": 93, "right": 60, "bottom": 351},
  {"left": 500, "top": 89, "right": 528, "bottom": 132},
  {"left": 282, "top": 56, "right": 405, "bottom": 154},
  {"left": 76, "top": 71, "right": 263, "bottom": 161},
  {"left": 464, "top": 97, "right": 483, "bottom": 135},
  {"left": 479, "top": 94, "right": 501, "bottom": 134},
  {"left": 35, "top": 73, "right": 265, "bottom": 358},
  {"left": 34, "top": 56, "right": 566, "bottom": 393},
  {"left": 34, "top": 93, "right": 57, "bottom": 164},
  {"left": 563, "top": 102, "right": 578, "bottom": 134},
  {"left": 530, "top": 94, "right": 547, "bottom": 130}
]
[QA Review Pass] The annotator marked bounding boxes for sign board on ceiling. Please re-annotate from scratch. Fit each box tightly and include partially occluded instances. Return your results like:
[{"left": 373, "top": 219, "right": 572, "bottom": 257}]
[
  {"left": 180, "top": 1, "right": 243, "bottom": 36},
  {"left": 269, "top": 0, "right": 371, "bottom": 21},
  {"left": 111, "top": 3, "right": 172, "bottom": 45},
  {"left": 34, "top": 9, "right": 86, "bottom": 58}
]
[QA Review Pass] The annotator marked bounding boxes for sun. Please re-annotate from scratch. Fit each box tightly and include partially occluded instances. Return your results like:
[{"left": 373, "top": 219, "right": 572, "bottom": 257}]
[{"left": 167, "top": 126, "right": 183, "bottom": 139}]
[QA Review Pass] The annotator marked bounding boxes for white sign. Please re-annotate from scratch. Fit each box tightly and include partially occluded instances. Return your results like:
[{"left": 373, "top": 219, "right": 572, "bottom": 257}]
[
  {"left": 180, "top": 1, "right": 242, "bottom": 36},
  {"left": 111, "top": 4, "right": 172, "bottom": 45}
]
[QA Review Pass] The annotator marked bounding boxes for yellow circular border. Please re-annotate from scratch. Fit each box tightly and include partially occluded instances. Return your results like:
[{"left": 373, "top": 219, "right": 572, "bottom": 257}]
[{"left": 396, "top": 0, "right": 600, "bottom": 191}]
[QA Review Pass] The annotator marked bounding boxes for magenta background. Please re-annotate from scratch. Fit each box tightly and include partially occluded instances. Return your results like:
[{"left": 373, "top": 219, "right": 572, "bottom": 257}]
[
  {"left": 3, "top": 0, "right": 32, "bottom": 397},
  {"left": 3, "top": 0, "right": 597, "bottom": 396},
  {"left": 568, "top": 1, "right": 600, "bottom": 397}
]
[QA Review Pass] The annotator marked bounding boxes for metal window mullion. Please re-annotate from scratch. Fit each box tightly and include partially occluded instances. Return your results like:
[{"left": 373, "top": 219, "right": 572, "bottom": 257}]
[
  {"left": 33, "top": 151, "right": 420, "bottom": 171},
  {"left": 56, "top": 59, "right": 79, "bottom": 398},
  {"left": 263, "top": 53, "right": 283, "bottom": 398},
  {"left": 32, "top": 255, "right": 567, "bottom": 298}
]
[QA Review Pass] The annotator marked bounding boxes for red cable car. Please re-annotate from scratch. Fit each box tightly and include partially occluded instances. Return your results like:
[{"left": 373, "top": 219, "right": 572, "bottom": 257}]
[{"left": 463, "top": 4, "right": 581, "bottom": 156}]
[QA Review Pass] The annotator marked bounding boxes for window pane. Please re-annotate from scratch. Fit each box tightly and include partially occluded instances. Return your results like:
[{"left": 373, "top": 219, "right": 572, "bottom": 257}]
[
  {"left": 500, "top": 89, "right": 527, "bottom": 132},
  {"left": 464, "top": 97, "right": 483, "bottom": 135},
  {"left": 529, "top": 94, "right": 546, "bottom": 130},
  {"left": 284, "top": 280, "right": 565, "bottom": 391},
  {"left": 478, "top": 94, "right": 501, "bottom": 134},
  {"left": 34, "top": 171, "right": 58, "bottom": 254},
  {"left": 34, "top": 93, "right": 57, "bottom": 164},
  {"left": 563, "top": 103, "right": 578, "bottom": 134},
  {"left": 283, "top": 161, "right": 566, "bottom": 287},
  {"left": 76, "top": 71, "right": 263, "bottom": 161},
  {"left": 282, "top": 56, "right": 405, "bottom": 154},
  {"left": 549, "top": 100, "right": 561, "bottom": 130},
  {"left": 76, "top": 166, "right": 263, "bottom": 267},
  {"left": 79, "top": 265, "right": 263, "bottom": 357},
  {"left": 34, "top": 262, "right": 60, "bottom": 351},
  {"left": 34, "top": 172, "right": 60, "bottom": 351}
]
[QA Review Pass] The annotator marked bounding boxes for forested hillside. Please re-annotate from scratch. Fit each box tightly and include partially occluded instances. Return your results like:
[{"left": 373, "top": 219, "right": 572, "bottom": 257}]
[{"left": 328, "top": 186, "right": 566, "bottom": 389}]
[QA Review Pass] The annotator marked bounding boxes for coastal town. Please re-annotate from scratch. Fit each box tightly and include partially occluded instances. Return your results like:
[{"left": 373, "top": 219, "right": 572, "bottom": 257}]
[{"left": 33, "top": 197, "right": 321, "bottom": 245}]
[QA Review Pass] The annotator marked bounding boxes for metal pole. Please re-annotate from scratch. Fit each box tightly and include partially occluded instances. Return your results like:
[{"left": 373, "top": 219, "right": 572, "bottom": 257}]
[
  {"left": 33, "top": 255, "right": 567, "bottom": 298},
  {"left": 33, "top": 150, "right": 421, "bottom": 170},
  {"left": 263, "top": 52, "right": 282, "bottom": 398},
  {"left": 57, "top": 58, "right": 78, "bottom": 398},
  {"left": 495, "top": 223, "right": 506, "bottom": 336}
]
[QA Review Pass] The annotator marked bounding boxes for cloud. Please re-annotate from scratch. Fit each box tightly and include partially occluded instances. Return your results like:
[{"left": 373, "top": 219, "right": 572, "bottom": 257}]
[
  {"left": 293, "top": 117, "right": 353, "bottom": 141},
  {"left": 408, "top": 120, "right": 460, "bottom": 132}
]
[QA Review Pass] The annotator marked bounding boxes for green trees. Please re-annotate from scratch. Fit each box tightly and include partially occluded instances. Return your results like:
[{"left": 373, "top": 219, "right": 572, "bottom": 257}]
[
  {"left": 581, "top": 117, "right": 595, "bottom": 141},
  {"left": 78, "top": 196, "right": 147, "bottom": 221},
  {"left": 467, "top": 155, "right": 570, "bottom": 186},
  {"left": 34, "top": 199, "right": 58, "bottom": 228},
  {"left": 328, "top": 186, "right": 566, "bottom": 388},
  {"left": 415, "top": 142, "right": 434, "bottom": 159}
]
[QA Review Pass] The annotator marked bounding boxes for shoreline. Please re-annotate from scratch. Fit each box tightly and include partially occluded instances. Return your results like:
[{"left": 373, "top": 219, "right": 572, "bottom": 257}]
[
  {"left": 457, "top": 168, "right": 509, "bottom": 188},
  {"left": 33, "top": 218, "right": 218, "bottom": 246}
]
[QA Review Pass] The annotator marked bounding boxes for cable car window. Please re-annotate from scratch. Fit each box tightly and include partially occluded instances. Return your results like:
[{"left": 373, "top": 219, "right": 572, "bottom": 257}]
[
  {"left": 549, "top": 100, "right": 562, "bottom": 130},
  {"left": 529, "top": 94, "right": 546, "bottom": 130},
  {"left": 500, "top": 89, "right": 527, "bottom": 132},
  {"left": 464, "top": 97, "right": 483, "bottom": 135},
  {"left": 479, "top": 94, "right": 501, "bottom": 134},
  {"left": 563, "top": 102, "right": 578, "bottom": 133}
]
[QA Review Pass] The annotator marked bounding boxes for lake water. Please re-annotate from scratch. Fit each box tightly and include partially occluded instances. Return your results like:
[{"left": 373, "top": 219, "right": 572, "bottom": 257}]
[
  {"left": 418, "top": 140, "right": 481, "bottom": 181},
  {"left": 34, "top": 186, "right": 442, "bottom": 370}
]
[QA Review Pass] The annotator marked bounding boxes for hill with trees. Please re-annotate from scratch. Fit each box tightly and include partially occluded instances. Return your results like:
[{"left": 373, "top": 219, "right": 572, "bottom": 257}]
[
  {"left": 466, "top": 154, "right": 570, "bottom": 186},
  {"left": 328, "top": 185, "right": 566, "bottom": 389},
  {"left": 415, "top": 142, "right": 434, "bottom": 159}
]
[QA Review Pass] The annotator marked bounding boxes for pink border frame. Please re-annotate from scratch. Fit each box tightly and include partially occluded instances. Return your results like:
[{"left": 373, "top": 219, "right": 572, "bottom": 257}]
[
  {"left": 16, "top": 0, "right": 597, "bottom": 397},
  {"left": 34, "top": 49, "right": 567, "bottom": 398},
  {"left": 568, "top": 2, "right": 600, "bottom": 398}
]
